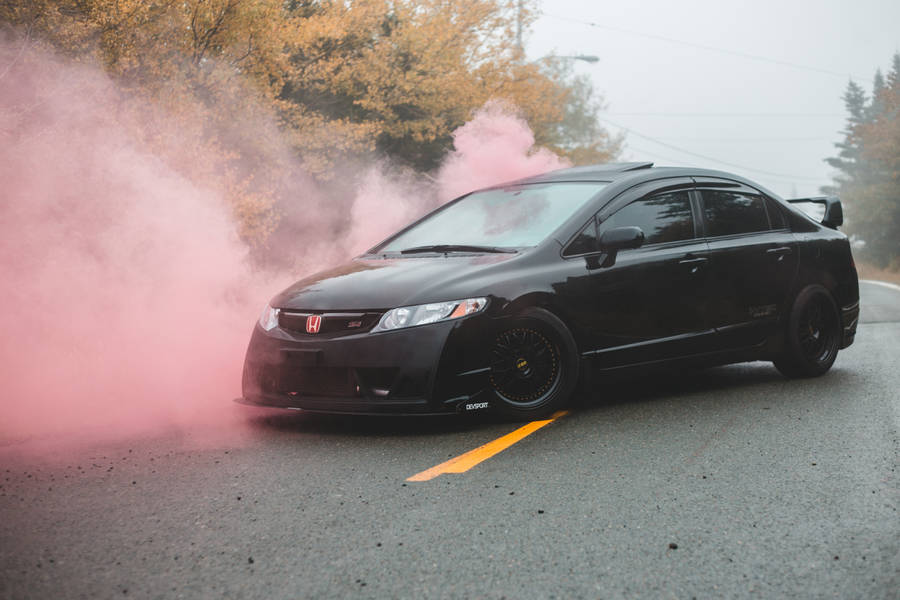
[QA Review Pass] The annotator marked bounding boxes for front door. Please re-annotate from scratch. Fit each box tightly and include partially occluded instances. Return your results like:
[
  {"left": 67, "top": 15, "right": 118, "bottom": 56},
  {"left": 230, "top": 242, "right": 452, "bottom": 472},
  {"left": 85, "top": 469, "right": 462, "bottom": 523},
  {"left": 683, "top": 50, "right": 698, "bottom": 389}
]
[{"left": 559, "top": 179, "right": 715, "bottom": 368}]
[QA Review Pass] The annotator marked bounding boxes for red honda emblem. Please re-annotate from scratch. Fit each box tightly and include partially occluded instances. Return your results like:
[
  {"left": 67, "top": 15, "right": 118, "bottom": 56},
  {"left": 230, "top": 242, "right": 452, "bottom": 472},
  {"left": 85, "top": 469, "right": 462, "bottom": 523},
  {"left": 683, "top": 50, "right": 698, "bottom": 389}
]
[{"left": 306, "top": 315, "right": 322, "bottom": 334}]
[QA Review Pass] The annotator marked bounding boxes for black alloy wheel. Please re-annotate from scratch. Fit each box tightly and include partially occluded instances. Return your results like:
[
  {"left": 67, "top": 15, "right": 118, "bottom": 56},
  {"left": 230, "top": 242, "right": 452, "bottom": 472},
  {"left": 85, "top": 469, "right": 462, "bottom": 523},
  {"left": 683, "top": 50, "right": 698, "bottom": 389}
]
[
  {"left": 774, "top": 285, "right": 840, "bottom": 378},
  {"left": 491, "top": 327, "right": 560, "bottom": 407},
  {"left": 489, "top": 307, "right": 579, "bottom": 419},
  {"left": 797, "top": 296, "right": 838, "bottom": 363}
]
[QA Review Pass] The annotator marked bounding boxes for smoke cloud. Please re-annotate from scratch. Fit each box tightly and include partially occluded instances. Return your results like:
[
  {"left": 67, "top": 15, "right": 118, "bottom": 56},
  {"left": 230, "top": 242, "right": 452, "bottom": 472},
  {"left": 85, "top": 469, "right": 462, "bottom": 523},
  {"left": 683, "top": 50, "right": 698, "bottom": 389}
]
[
  {"left": 0, "top": 41, "right": 570, "bottom": 446},
  {"left": 436, "top": 100, "right": 571, "bottom": 202},
  {"left": 0, "top": 42, "right": 264, "bottom": 443}
]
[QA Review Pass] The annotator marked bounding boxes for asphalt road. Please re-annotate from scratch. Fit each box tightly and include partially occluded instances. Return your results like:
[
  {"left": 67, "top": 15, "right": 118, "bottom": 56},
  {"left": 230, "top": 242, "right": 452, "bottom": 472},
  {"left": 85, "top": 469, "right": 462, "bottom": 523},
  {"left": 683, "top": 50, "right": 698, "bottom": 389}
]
[{"left": 2, "top": 282, "right": 898, "bottom": 599}]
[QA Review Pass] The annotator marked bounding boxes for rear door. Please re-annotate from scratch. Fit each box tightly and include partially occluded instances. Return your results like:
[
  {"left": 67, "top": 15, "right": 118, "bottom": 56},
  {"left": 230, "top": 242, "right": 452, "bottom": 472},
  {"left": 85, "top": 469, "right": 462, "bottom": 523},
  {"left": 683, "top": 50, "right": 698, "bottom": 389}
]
[
  {"left": 694, "top": 178, "right": 799, "bottom": 348},
  {"left": 560, "top": 178, "right": 716, "bottom": 368}
]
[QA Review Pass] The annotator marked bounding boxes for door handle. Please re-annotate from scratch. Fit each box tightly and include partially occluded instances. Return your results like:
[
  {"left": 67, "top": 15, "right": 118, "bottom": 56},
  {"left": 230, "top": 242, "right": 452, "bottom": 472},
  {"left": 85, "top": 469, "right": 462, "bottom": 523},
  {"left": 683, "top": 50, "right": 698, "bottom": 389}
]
[
  {"left": 678, "top": 256, "right": 708, "bottom": 274},
  {"left": 766, "top": 246, "right": 793, "bottom": 262}
]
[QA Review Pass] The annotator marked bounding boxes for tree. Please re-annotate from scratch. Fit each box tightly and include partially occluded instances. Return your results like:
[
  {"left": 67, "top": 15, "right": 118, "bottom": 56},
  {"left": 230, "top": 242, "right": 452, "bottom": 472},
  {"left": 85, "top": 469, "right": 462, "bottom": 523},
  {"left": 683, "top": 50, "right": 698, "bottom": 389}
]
[
  {"left": 826, "top": 53, "right": 900, "bottom": 268},
  {"left": 887, "top": 52, "right": 900, "bottom": 89},
  {"left": 824, "top": 80, "right": 868, "bottom": 186},
  {"left": 276, "top": 0, "right": 617, "bottom": 173},
  {"left": 1, "top": 0, "right": 621, "bottom": 250},
  {"left": 869, "top": 69, "right": 886, "bottom": 119},
  {"left": 535, "top": 56, "right": 623, "bottom": 165}
]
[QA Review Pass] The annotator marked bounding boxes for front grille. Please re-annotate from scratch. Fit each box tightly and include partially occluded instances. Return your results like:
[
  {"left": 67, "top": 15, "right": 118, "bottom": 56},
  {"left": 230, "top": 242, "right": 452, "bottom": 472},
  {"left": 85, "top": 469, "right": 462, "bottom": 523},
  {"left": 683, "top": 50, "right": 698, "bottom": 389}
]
[{"left": 278, "top": 310, "right": 382, "bottom": 337}]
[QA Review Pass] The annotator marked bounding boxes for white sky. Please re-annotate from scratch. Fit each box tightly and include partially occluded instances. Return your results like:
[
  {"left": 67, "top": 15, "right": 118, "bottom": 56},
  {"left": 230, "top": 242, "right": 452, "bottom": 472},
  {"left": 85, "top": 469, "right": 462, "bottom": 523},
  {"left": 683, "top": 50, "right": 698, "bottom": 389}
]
[{"left": 527, "top": 0, "right": 900, "bottom": 197}]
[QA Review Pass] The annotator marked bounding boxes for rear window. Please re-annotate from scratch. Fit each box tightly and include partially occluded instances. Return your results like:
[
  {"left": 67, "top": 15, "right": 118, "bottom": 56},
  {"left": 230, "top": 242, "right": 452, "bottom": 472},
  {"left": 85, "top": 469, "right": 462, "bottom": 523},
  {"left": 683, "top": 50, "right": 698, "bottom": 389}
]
[
  {"left": 701, "top": 190, "right": 769, "bottom": 237},
  {"left": 376, "top": 182, "right": 606, "bottom": 252}
]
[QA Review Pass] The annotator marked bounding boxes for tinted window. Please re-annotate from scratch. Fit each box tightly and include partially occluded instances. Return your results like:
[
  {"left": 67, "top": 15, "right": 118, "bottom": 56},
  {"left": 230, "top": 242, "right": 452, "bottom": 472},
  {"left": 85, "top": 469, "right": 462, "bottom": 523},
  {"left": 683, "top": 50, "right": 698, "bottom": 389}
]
[
  {"left": 701, "top": 190, "right": 769, "bottom": 236},
  {"left": 598, "top": 191, "right": 694, "bottom": 245},
  {"left": 765, "top": 196, "right": 788, "bottom": 229},
  {"left": 563, "top": 219, "right": 598, "bottom": 256},
  {"left": 377, "top": 182, "right": 606, "bottom": 252}
]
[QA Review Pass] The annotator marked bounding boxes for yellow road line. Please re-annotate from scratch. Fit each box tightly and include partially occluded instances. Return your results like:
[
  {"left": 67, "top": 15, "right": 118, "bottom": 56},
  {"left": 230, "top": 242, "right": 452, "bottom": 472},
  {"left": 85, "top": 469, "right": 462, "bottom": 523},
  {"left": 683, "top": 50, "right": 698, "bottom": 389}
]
[{"left": 406, "top": 410, "right": 569, "bottom": 482}]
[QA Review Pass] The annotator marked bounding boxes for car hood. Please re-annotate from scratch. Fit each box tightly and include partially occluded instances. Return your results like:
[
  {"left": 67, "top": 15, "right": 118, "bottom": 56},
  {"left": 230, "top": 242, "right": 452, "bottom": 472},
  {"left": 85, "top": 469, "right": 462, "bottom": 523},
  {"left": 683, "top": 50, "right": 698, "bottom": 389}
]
[{"left": 271, "top": 253, "right": 522, "bottom": 311}]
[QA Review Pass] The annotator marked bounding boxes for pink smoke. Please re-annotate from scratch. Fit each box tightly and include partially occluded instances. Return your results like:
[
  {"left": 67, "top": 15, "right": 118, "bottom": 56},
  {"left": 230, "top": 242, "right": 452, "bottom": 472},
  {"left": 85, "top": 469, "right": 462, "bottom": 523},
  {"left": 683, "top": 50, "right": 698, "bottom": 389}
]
[
  {"left": 436, "top": 100, "right": 571, "bottom": 202},
  {"left": 0, "top": 45, "right": 266, "bottom": 443},
  {"left": 0, "top": 41, "right": 569, "bottom": 446},
  {"left": 345, "top": 164, "right": 439, "bottom": 255}
]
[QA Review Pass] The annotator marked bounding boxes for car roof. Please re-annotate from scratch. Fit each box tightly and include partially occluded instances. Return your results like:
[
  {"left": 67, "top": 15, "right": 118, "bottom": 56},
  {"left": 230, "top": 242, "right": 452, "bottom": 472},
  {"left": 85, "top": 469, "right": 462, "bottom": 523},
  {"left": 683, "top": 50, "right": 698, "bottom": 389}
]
[
  {"left": 513, "top": 162, "right": 656, "bottom": 182},
  {"left": 492, "top": 163, "right": 791, "bottom": 247},
  {"left": 506, "top": 162, "right": 767, "bottom": 186}
]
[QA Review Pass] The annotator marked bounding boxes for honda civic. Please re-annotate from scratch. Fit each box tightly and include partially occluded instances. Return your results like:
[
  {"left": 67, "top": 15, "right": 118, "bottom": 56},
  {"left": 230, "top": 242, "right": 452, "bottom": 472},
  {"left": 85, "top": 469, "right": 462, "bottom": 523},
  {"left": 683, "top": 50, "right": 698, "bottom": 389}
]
[{"left": 237, "top": 163, "right": 859, "bottom": 419}]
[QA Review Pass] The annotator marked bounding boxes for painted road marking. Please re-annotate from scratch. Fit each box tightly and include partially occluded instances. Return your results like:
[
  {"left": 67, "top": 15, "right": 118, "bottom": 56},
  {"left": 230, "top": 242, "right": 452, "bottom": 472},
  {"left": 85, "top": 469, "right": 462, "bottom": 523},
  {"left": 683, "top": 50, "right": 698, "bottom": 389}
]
[
  {"left": 406, "top": 410, "right": 569, "bottom": 482},
  {"left": 861, "top": 279, "right": 900, "bottom": 293}
]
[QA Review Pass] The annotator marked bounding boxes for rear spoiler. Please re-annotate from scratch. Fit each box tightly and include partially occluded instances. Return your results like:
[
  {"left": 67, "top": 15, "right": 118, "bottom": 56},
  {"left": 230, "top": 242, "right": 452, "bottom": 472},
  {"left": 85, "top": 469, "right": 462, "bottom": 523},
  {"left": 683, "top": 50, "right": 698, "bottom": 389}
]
[{"left": 786, "top": 195, "right": 843, "bottom": 229}]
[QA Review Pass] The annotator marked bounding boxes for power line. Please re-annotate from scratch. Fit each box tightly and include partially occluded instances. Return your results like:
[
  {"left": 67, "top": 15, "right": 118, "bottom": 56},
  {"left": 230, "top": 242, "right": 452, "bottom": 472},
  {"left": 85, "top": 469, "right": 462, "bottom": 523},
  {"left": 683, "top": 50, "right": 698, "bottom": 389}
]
[
  {"left": 627, "top": 145, "right": 823, "bottom": 187},
  {"left": 542, "top": 12, "right": 866, "bottom": 81},
  {"left": 605, "top": 112, "right": 844, "bottom": 117},
  {"left": 655, "top": 136, "right": 832, "bottom": 143},
  {"left": 627, "top": 146, "right": 693, "bottom": 166},
  {"left": 600, "top": 117, "right": 825, "bottom": 182}
]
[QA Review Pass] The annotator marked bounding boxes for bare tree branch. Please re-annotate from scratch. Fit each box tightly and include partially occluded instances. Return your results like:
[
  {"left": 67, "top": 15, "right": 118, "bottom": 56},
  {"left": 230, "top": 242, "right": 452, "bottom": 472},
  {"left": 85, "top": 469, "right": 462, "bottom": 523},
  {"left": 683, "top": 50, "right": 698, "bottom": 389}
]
[{"left": 0, "top": 20, "right": 32, "bottom": 84}]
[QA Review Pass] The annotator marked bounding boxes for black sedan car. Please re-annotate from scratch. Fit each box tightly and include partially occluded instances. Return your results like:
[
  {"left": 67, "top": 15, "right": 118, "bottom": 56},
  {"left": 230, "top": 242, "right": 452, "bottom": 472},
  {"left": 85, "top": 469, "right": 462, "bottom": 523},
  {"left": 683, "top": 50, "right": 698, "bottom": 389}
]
[{"left": 238, "top": 163, "right": 859, "bottom": 419}]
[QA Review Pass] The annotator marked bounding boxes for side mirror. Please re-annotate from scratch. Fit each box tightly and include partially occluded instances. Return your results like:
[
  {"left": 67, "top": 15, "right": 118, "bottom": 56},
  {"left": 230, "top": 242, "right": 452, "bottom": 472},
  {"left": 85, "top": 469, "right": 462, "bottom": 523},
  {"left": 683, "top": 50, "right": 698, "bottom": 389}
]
[
  {"left": 599, "top": 226, "right": 645, "bottom": 251},
  {"left": 587, "top": 226, "right": 645, "bottom": 270}
]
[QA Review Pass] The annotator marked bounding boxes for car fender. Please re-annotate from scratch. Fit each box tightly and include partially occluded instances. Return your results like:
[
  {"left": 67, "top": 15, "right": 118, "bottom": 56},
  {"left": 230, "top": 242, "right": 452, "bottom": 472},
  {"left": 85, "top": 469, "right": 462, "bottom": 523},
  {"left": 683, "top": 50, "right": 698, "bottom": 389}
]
[{"left": 497, "top": 291, "right": 585, "bottom": 353}]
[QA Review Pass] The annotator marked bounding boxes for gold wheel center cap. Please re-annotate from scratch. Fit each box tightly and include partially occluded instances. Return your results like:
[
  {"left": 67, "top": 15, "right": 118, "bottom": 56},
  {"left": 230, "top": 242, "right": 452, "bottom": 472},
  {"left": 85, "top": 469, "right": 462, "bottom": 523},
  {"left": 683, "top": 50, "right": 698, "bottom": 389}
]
[{"left": 516, "top": 358, "right": 529, "bottom": 371}]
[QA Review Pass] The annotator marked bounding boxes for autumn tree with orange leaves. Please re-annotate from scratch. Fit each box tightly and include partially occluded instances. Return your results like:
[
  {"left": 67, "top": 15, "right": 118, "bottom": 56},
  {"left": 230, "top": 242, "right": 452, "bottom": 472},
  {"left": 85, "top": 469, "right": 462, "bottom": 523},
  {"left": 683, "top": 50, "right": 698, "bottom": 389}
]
[
  {"left": 826, "top": 53, "right": 900, "bottom": 268},
  {"left": 1, "top": 0, "right": 620, "bottom": 247}
]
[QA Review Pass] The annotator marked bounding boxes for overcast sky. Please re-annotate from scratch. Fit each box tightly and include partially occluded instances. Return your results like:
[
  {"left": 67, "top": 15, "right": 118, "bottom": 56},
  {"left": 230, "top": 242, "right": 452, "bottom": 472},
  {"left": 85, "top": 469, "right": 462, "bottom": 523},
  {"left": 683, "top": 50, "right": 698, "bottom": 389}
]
[{"left": 527, "top": 0, "right": 900, "bottom": 197}]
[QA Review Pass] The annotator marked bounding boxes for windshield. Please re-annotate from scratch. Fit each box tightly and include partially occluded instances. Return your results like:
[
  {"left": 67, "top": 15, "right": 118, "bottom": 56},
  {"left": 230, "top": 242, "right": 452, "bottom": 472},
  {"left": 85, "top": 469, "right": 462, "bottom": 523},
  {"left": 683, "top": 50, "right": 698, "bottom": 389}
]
[{"left": 375, "top": 182, "right": 607, "bottom": 253}]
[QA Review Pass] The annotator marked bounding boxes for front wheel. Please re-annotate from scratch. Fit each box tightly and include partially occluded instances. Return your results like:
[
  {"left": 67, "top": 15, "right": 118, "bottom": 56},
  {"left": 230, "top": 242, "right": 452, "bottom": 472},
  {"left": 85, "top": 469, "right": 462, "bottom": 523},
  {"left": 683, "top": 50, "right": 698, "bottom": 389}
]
[
  {"left": 489, "top": 307, "right": 579, "bottom": 420},
  {"left": 773, "top": 285, "right": 841, "bottom": 378}
]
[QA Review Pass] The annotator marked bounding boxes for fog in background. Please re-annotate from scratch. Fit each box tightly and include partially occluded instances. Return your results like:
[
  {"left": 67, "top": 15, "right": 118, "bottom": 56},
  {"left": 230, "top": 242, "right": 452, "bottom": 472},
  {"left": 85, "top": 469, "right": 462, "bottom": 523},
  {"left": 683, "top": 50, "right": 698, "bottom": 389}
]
[{"left": 528, "top": 0, "right": 900, "bottom": 198}]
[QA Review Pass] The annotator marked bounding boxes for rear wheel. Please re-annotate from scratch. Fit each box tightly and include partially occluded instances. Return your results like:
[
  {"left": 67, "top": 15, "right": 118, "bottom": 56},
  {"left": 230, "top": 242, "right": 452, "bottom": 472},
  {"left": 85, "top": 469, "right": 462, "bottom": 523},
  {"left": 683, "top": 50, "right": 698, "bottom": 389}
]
[
  {"left": 773, "top": 285, "right": 840, "bottom": 378},
  {"left": 489, "top": 307, "right": 579, "bottom": 420}
]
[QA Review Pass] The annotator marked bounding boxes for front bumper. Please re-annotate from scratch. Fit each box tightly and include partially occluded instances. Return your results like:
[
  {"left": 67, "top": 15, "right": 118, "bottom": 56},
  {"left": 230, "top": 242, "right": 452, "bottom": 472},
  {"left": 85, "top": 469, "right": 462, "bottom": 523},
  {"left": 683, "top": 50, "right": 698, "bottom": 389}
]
[{"left": 238, "top": 315, "right": 496, "bottom": 415}]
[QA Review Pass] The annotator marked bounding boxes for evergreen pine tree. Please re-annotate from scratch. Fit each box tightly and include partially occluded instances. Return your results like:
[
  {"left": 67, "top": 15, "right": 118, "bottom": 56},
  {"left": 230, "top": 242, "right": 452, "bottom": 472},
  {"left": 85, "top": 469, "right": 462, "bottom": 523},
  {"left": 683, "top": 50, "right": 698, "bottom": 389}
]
[
  {"left": 887, "top": 52, "right": 900, "bottom": 89},
  {"left": 824, "top": 80, "right": 869, "bottom": 185},
  {"left": 833, "top": 52, "right": 900, "bottom": 268},
  {"left": 869, "top": 70, "right": 886, "bottom": 119}
]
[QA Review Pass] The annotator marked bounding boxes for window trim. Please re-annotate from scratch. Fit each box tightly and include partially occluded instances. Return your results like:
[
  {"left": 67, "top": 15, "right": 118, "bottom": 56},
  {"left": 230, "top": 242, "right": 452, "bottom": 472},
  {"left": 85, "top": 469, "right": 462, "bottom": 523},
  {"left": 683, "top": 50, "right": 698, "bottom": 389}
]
[
  {"left": 561, "top": 216, "right": 600, "bottom": 258},
  {"left": 763, "top": 195, "right": 791, "bottom": 231}
]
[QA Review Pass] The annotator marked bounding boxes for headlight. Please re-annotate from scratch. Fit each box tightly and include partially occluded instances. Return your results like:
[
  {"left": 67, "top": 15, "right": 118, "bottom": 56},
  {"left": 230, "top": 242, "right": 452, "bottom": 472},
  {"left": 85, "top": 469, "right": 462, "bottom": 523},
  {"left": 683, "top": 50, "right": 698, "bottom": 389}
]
[
  {"left": 373, "top": 297, "right": 488, "bottom": 332},
  {"left": 258, "top": 303, "right": 280, "bottom": 331}
]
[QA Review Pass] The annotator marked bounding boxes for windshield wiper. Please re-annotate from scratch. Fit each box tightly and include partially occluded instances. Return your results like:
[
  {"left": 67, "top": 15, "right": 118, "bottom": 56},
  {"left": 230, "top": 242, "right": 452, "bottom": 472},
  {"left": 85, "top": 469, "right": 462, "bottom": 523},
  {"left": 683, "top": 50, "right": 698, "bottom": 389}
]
[{"left": 399, "top": 244, "right": 517, "bottom": 255}]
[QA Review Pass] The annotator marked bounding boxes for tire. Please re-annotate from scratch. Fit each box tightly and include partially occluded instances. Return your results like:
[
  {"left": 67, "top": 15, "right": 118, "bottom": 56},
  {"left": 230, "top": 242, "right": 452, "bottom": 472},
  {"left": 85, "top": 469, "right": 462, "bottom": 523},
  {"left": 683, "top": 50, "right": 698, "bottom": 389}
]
[
  {"left": 773, "top": 285, "right": 841, "bottom": 378},
  {"left": 489, "top": 307, "right": 579, "bottom": 420}
]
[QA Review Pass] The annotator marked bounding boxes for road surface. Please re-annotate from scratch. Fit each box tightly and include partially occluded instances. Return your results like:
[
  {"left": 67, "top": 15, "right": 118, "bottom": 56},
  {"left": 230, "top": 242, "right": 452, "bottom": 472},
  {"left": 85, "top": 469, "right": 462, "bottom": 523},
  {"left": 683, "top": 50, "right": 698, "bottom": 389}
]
[{"left": 1, "top": 282, "right": 898, "bottom": 599}]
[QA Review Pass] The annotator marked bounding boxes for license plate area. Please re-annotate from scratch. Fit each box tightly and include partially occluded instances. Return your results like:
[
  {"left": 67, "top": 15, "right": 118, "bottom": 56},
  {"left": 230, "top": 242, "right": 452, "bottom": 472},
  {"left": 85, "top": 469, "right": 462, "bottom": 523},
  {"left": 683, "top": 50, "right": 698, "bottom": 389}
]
[
  {"left": 281, "top": 349, "right": 323, "bottom": 366},
  {"left": 276, "top": 366, "right": 357, "bottom": 397}
]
